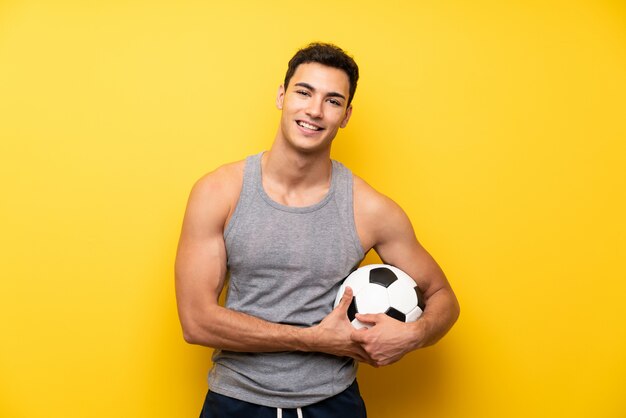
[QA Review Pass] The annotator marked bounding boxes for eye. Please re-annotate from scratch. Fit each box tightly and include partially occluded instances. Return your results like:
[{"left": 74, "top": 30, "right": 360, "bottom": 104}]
[
  {"left": 296, "top": 90, "right": 311, "bottom": 97},
  {"left": 328, "top": 99, "right": 342, "bottom": 106}
]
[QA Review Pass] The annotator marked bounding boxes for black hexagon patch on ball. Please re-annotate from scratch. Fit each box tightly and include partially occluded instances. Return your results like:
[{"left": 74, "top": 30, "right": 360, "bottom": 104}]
[{"left": 369, "top": 267, "right": 398, "bottom": 288}]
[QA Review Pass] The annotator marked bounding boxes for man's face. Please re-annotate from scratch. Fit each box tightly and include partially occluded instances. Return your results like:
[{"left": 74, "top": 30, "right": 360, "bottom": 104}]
[{"left": 276, "top": 63, "right": 352, "bottom": 154}]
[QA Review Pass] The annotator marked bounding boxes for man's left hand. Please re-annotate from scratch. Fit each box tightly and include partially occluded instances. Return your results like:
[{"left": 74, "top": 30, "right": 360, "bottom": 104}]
[{"left": 350, "top": 313, "right": 424, "bottom": 367}]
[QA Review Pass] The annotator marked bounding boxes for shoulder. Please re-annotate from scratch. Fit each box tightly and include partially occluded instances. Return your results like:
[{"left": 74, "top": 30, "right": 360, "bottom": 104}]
[
  {"left": 186, "top": 159, "right": 246, "bottom": 230},
  {"left": 192, "top": 159, "right": 245, "bottom": 197},
  {"left": 353, "top": 174, "right": 412, "bottom": 251},
  {"left": 353, "top": 174, "right": 405, "bottom": 220}
]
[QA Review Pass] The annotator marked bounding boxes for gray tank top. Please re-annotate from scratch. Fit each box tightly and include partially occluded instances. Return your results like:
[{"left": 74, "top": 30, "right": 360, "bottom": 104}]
[{"left": 208, "top": 152, "right": 365, "bottom": 408}]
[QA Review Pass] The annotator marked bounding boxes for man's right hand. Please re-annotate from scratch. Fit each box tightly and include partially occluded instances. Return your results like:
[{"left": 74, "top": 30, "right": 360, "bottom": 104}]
[{"left": 305, "top": 287, "right": 375, "bottom": 366}]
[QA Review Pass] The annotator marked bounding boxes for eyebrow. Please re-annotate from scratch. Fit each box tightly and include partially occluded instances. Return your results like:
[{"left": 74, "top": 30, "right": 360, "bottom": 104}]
[{"left": 294, "top": 82, "right": 346, "bottom": 101}]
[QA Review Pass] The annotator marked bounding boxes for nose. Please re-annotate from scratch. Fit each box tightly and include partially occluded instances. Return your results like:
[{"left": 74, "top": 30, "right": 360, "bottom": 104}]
[{"left": 305, "top": 97, "right": 324, "bottom": 119}]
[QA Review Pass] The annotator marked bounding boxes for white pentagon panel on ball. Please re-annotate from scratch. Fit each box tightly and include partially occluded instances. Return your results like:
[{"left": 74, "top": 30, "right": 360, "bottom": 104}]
[
  {"left": 343, "top": 271, "right": 371, "bottom": 296},
  {"left": 333, "top": 268, "right": 374, "bottom": 309},
  {"left": 405, "top": 305, "right": 424, "bottom": 323},
  {"left": 386, "top": 280, "right": 418, "bottom": 314},
  {"left": 355, "top": 283, "right": 390, "bottom": 315}
]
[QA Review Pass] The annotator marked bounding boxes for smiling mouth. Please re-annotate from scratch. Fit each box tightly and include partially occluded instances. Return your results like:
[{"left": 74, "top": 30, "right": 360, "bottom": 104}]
[{"left": 296, "top": 120, "right": 324, "bottom": 131}]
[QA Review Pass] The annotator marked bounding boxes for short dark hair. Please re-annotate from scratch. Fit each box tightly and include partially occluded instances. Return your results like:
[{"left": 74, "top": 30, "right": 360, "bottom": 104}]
[{"left": 284, "top": 42, "right": 359, "bottom": 107}]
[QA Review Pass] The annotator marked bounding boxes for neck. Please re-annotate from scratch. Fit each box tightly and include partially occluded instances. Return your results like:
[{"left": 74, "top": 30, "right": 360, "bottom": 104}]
[{"left": 263, "top": 140, "right": 332, "bottom": 189}]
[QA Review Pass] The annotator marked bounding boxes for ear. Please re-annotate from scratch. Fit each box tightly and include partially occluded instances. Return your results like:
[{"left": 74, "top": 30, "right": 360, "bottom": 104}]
[
  {"left": 340, "top": 105, "right": 353, "bottom": 128},
  {"left": 276, "top": 84, "right": 285, "bottom": 110}
]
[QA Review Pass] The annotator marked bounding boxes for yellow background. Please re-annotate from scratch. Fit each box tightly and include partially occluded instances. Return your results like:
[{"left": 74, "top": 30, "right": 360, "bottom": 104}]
[{"left": 1, "top": 1, "right": 625, "bottom": 417}]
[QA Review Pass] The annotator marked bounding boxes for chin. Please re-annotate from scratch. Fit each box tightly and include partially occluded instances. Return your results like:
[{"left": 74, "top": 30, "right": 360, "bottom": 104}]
[{"left": 293, "top": 137, "right": 334, "bottom": 153}]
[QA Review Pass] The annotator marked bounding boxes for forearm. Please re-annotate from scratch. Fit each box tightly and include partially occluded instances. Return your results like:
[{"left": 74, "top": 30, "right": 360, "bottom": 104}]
[
  {"left": 411, "top": 286, "right": 460, "bottom": 349},
  {"left": 183, "top": 304, "right": 315, "bottom": 352},
  {"left": 181, "top": 289, "right": 373, "bottom": 364}
]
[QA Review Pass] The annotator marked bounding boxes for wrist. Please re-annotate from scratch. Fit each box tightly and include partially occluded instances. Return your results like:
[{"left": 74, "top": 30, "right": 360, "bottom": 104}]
[
  {"left": 291, "top": 324, "right": 317, "bottom": 352},
  {"left": 409, "top": 317, "right": 429, "bottom": 350}
]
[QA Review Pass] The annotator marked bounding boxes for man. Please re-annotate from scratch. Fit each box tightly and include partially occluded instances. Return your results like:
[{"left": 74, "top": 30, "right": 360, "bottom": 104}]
[{"left": 175, "top": 43, "right": 460, "bottom": 418}]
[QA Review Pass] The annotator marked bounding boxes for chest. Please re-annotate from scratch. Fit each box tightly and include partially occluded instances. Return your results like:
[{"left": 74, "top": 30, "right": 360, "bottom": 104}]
[{"left": 228, "top": 208, "right": 347, "bottom": 266}]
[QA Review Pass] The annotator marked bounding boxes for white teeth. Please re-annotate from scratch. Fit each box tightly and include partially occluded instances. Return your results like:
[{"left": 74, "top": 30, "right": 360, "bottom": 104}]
[{"left": 298, "top": 121, "right": 321, "bottom": 131}]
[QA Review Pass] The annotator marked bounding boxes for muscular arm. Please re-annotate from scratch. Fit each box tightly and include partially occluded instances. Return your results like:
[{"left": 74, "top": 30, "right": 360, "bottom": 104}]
[
  {"left": 351, "top": 177, "right": 460, "bottom": 366},
  {"left": 174, "top": 166, "right": 371, "bottom": 362}
]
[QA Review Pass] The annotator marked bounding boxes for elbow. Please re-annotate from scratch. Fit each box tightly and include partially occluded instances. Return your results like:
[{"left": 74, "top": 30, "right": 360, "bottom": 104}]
[
  {"left": 180, "top": 320, "right": 205, "bottom": 346},
  {"left": 177, "top": 303, "right": 222, "bottom": 347},
  {"left": 182, "top": 328, "right": 200, "bottom": 345},
  {"left": 181, "top": 319, "right": 220, "bottom": 347},
  {"left": 451, "top": 295, "right": 461, "bottom": 325}
]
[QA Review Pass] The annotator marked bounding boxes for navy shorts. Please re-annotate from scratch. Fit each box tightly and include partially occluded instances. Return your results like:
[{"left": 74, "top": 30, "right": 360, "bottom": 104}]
[{"left": 199, "top": 380, "right": 367, "bottom": 418}]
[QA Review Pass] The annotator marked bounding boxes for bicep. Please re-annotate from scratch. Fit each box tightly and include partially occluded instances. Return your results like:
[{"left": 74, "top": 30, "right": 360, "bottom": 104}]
[
  {"left": 373, "top": 203, "right": 449, "bottom": 299},
  {"left": 175, "top": 229, "right": 227, "bottom": 306},
  {"left": 175, "top": 179, "right": 229, "bottom": 327}
]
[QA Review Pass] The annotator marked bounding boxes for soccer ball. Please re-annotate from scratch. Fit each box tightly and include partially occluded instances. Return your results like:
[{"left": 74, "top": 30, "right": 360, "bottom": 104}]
[{"left": 334, "top": 264, "right": 426, "bottom": 329}]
